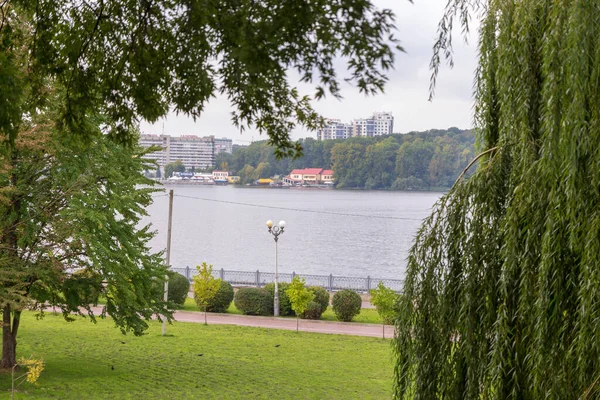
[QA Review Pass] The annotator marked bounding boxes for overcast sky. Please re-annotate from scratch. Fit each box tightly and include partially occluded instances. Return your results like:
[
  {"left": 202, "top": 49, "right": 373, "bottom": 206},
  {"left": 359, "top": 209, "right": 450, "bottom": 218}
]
[{"left": 140, "top": 0, "right": 478, "bottom": 144}]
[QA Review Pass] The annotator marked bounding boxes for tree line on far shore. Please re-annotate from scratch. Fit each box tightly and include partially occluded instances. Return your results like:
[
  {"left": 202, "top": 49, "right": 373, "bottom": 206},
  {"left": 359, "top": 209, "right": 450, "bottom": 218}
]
[{"left": 215, "top": 127, "right": 475, "bottom": 190}]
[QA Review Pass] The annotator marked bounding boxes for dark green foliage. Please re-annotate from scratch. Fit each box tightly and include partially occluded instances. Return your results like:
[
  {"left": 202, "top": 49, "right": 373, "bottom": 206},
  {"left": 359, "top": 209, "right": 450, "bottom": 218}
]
[
  {"left": 264, "top": 282, "right": 294, "bottom": 316},
  {"left": 63, "top": 269, "right": 103, "bottom": 307},
  {"left": 206, "top": 280, "right": 234, "bottom": 313},
  {"left": 229, "top": 129, "right": 474, "bottom": 189},
  {"left": 309, "top": 286, "right": 330, "bottom": 313},
  {"left": 1, "top": 0, "right": 402, "bottom": 158},
  {"left": 331, "top": 290, "right": 362, "bottom": 322},
  {"left": 164, "top": 161, "right": 185, "bottom": 178},
  {"left": 0, "top": 126, "right": 172, "bottom": 368},
  {"left": 167, "top": 273, "right": 190, "bottom": 307},
  {"left": 300, "top": 301, "right": 323, "bottom": 320},
  {"left": 234, "top": 288, "right": 273, "bottom": 316},
  {"left": 394, "top": 1, "right": 600, "bottom": 398},
  {"left": 300, "top": 286, "right": 330, "bottom": 319}
]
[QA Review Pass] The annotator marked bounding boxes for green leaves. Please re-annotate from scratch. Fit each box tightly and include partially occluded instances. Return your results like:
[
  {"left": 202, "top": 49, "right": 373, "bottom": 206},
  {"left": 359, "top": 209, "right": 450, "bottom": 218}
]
[
  {"left": 3, "top": 0, "right": 402, "bottom": 158},
  {"left": 193, "top": 262, "right": 221, "bottom": 309},
  {"left": 369, "top": 282, "right": 398, "bottom": 325},
  {"left": 0, "top": 122, "right": 173, "bottom": 342},
  {"left": 286, "top": 277, "right": 314, "bottom": 317},
  {"left": 394, "top": 1, "right": 600, "bottom": 398}
]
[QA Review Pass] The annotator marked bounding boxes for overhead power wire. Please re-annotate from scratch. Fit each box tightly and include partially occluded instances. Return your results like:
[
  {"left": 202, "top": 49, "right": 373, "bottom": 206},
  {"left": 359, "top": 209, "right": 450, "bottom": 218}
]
[{"left": 171, "top": 194, "right": 425, "bottom": 221}]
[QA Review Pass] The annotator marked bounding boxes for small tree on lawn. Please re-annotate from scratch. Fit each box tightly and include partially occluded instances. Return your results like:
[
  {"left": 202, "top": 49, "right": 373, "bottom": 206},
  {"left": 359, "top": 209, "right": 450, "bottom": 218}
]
[
  {"left": 12, "top": 356, "right": 44, "bottom": 399},
  {"left": 286, "top": 277, "right": 314, "bottom": 332},
  {"left": 369, "top": 282, "right": 399, "bottom": 339},
  {"left": 193, "top": 263, "right": 221, "bottom": 325}
]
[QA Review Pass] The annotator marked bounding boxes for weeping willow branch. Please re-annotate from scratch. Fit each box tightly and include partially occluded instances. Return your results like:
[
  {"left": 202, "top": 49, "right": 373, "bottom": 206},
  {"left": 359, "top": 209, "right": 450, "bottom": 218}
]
[
  {"left": 394, "top": 0, "right": 600, "bottom": 398},
  {"left": 452, "top": 145, "right": 499, "bottom": 187},
  {"left": 582, "top": 374, "right": 600, "bottom": 400}
]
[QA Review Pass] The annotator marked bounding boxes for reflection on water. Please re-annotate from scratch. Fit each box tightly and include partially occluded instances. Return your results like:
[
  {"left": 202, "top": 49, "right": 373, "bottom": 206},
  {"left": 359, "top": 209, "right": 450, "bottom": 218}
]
[{"left": 141, "top": 185, "right": 441, "bottom": 280}]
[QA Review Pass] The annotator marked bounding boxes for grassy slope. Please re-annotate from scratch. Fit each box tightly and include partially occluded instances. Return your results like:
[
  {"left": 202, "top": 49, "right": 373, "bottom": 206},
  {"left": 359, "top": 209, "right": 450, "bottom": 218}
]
[
  {"left": 2, "top": 312, "right": 392, "bottom": 399},
  {"left": 182, "top": 298, "right": 384, "bottom": 324}
]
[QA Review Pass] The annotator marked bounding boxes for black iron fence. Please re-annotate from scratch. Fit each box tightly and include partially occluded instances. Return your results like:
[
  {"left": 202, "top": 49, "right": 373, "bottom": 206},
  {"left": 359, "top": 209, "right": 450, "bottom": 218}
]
[{"left": 170, "top": 267, "right": 403, "bottom": 293}]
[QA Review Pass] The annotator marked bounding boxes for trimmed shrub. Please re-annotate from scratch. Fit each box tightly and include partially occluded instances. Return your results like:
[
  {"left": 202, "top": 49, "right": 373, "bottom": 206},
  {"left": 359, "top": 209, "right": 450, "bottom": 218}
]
[
  {"left": 234, "top": 288, "right": 273, "bottom": 316},
  {"left": 206, "top": 280, "right": 234, "bottom": 313},
  {"left": 310, "top": 286, "right": 330, "bottom": 311},
  {"left": 332, "top": 289, "right": 362, "bottom": 322},
  {"left": 300, "top": 286, "right": 330, "bottom": 320},
  {"left": 300, "top": 301, "right": 323, "bottom": 320},
  {"left": 264, "top": 282, "right": 294, "bottom": 316},
  {"left": 167, "top": 272, "right": 190, "bottom": 306}
]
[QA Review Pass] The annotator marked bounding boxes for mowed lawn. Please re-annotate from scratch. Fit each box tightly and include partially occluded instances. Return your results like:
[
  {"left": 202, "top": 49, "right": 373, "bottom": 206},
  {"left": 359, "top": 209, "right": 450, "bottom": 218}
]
[{"left": 1, "top": 312, "right": 393, "bottom": 399}]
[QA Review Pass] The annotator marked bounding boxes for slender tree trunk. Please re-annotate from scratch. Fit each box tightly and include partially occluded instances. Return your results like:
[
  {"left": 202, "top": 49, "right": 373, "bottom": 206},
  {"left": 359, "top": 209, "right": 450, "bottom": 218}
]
[
  {"left": 2, "top": 306, "right": 19, "bottom": 369},
  {"left": 204, "top": 306, "right": 207, "bottom": 325},
  {"left": 3, "top": 153, "right": 21, "bottom": 369},
  {"left": 296, "top": 316, "right": 299, "bottom": 332},
  {"left": 382, "top": 322, "right": 385, "bottom": 339}
]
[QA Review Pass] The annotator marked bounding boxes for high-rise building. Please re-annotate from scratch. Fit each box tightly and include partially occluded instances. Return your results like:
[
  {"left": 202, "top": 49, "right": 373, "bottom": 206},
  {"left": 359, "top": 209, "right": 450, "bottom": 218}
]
[
  {"left": 316, "top": 112, "right": 394, "bottom": 140},
  {"left": 139, "top": 134, "right": 169, "bottom": 167},
  {"left": 139, "top": 134, "right": 217, "bottom": 171},
  {"left": 168, "top": 135, "right": 215, "bottom": 169},
  {"left": 352, "top": 112, "right": 394, "bottom": 137},
  {"left": 317, "top": 119, "right": 353, "bottom": 140},
  {"left": 214, "top": 137, "right": 233, "bottom": 154}
]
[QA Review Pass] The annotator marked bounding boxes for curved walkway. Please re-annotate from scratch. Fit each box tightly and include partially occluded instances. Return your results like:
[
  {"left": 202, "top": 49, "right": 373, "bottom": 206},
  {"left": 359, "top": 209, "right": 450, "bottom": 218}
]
[
  {"left": 174, "top": 310, "right": 395, "bottom": 338},
  {"left": 88, "top": 306, "right": 393, "bottom": 338}
]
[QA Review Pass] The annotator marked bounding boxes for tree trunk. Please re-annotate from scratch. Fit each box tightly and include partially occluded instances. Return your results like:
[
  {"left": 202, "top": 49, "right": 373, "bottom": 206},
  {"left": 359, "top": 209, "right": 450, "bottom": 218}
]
[
  {"left": 1, "top": 306, "right": 19, "bottom": 369},
  {"left": 382, "top": 322, "right": 385, "bottom": 339},
  {"left": 204, "top": 306, "right": 207, "bottom": 325},
  {"left": 3, "top": 153, "right": 21, "bottom": 369},
  {"left": 296, "top": 316, "right": 299, "bottom": 332}
]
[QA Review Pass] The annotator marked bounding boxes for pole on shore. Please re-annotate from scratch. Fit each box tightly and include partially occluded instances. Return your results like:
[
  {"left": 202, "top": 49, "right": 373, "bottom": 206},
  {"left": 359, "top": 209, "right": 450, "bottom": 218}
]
[
  {"left": 274, "top": 238, "right": 279, "bottom": 317},
  {"left": 163, "top": 189, "right": 174, "bottom": 336}
]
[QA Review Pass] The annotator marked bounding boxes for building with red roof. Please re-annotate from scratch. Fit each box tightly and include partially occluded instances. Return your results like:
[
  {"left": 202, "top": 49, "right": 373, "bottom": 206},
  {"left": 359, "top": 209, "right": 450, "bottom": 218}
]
[{"left": 284, "top": 168, "right": 335, "bottom": 185}]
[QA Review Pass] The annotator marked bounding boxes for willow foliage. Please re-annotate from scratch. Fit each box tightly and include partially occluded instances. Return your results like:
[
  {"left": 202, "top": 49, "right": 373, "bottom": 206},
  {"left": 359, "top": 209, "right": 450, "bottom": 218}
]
[{"left": 394, "top": 0, "right": 600, "bottom": 398}]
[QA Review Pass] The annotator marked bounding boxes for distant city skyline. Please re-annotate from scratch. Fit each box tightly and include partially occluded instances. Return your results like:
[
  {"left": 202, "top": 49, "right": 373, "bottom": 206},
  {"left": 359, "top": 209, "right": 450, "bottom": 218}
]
[{"left": 140, "top": 0, "right": 477, "bottom": 145}]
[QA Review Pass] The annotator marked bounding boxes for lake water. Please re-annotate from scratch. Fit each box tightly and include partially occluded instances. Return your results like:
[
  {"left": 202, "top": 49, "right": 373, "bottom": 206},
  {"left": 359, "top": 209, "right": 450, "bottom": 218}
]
[{"left": 142, "top": 185, "right": 442, "bottom": 280}]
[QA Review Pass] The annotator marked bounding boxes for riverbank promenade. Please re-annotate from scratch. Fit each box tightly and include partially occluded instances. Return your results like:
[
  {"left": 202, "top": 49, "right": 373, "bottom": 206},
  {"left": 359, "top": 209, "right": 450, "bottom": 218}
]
[
  {"left": 175, "top": 310, "right": 395, "bottom": 338},
  {"left": 87, "top": 306, "right": 394, "bottom": 338}
]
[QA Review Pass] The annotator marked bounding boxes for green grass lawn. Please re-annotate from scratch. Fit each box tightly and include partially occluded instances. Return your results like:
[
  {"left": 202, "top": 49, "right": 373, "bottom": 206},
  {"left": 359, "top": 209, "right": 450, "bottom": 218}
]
[
  {"left": 182, "top": 297, "right": 384, "bottom": 324},
  {"left": 1, "top": 312, "right": 393, "bottom": 399}
]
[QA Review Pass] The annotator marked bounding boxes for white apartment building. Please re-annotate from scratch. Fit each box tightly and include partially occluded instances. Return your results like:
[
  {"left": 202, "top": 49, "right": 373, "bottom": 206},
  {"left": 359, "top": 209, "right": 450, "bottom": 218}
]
[
  {"left": 317, "top": 119, "right": 353, "bottom": 140},
  {"left": 214, "top": 137, "right": 233, "bottom": 154},
  {"left": 317, "top": 112, "right": 394, "bottom": 140},
  {"left": 139, "top": 135, "right": 169, "bottom": 166},
  {"left": 352, "top": 112, "right": 394, "bottom": 137},
  {"left": 139, "top": 134, "right": 216, "bottom": 171}
]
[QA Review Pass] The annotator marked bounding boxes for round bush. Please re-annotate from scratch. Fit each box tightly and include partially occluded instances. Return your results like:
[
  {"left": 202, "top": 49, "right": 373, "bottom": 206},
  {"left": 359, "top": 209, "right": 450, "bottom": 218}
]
[
  {"left": 167, "top": 272, "right": 190, "bottom": 307},
  {"left": 300, "top": 286, "right": 330, "bottom": 320},
  {"left": 234, "top": 287, "right": 273, "bottom": 316},
  {"left": 332, "top": 289, "right": 362, "bottom": 322},
  {"left": 206, "top": 280, "right": 234, "bottom": 313},
  {"left": 310, "top": 286, "right": 330, "bottom": 311},
  {"left": 300, "top": 301, "right": 323, "bottom": 320},
  {"left": 264, "top": 282, "right": 294, "bottom": 316}
]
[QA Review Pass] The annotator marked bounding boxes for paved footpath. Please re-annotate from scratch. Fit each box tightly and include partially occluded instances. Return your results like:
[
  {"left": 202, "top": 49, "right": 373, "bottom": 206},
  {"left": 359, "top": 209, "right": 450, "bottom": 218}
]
[
  {"left": 174, "top": 310, "right": 395, "bottom": 338},
  {"left": 88, "top": 306, "right": 394, "bottom": 338}
]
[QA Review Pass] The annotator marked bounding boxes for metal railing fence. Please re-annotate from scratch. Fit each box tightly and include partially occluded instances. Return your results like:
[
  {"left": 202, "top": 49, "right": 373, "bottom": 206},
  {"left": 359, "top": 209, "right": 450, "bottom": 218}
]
[{"left": 170, "top": 267, "right": 403, "bottom": 293}]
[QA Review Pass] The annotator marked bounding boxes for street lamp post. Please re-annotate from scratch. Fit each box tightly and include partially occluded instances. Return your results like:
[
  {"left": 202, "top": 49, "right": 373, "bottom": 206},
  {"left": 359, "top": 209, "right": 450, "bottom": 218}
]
[{"left": 266, "top": 220, "right": 286, "bottom": 317}]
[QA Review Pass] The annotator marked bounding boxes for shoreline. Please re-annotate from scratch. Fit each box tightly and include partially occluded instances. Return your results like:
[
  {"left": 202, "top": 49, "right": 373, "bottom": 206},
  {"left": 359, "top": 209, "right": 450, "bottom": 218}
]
[{"left": 154, "top": 180, "right": 447, "bottom": 193}]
